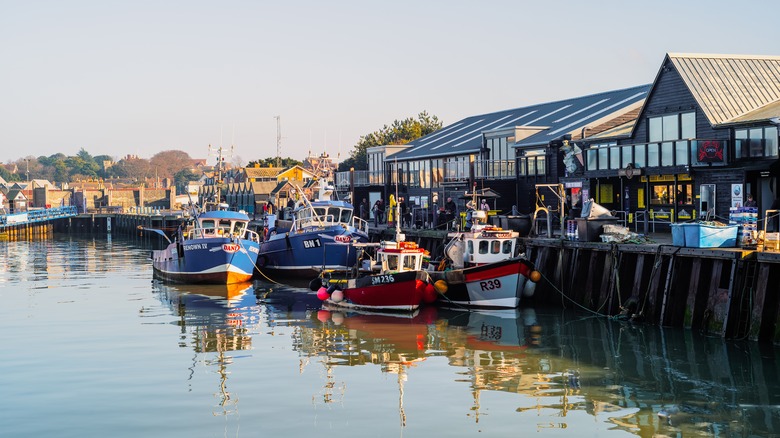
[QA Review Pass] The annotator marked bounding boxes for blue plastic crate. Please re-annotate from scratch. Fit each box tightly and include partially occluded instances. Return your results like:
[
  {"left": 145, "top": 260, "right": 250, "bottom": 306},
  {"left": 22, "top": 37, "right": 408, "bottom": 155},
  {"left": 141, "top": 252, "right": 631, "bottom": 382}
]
[
  {"left": 683, "top": 224, "right": 738, "bottom": 248},
  {"left": 670, "top": 224, "right": 686, "bottom": 246}
]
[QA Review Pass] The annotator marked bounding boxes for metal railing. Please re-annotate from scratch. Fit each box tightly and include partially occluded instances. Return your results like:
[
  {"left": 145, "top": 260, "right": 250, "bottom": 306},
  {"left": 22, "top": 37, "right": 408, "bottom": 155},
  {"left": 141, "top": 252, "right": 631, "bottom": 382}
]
[
  {"left": 443, "top": 161, "right": 469, "bottom": 182},
  {"left": 474, "top": 159, "right": 515, "bottom": 179},
  {"left": 335, "top": 170, "right": 385, "bottom": 187},
  {"left": 1, "top": 206, "right": 78, "bottom": 227},
  {"left": 585, "top": 139, "right": 730, "bottom": 171}
]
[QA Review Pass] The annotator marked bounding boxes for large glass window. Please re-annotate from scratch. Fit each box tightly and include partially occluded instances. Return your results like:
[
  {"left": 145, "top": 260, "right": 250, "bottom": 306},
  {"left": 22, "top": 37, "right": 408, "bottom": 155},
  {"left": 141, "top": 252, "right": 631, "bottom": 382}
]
[
  {"left": 648, "top": 112, "right": 696, "bottom": 167},
  {"left": 734, "top": 126, "right": 779, "bottom": 159},
  {"left": 518, "top": 148, "right": 546, "bottom": 176},
  {"left": 649, "top": 183, "right": 692, "bottom": 206},
  {"left": 432, "top": 159, "right": 443, "bottom": 187},
  {"left": 650, "top": 183, "right": 674, "bottom": 206}
]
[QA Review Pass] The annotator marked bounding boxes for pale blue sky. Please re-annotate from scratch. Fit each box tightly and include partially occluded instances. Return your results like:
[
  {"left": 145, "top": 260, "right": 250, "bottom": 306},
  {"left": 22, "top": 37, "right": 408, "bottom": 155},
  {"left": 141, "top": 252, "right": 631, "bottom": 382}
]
[{"left": 2, "top": 0, "right": 778, "bottom": 165}]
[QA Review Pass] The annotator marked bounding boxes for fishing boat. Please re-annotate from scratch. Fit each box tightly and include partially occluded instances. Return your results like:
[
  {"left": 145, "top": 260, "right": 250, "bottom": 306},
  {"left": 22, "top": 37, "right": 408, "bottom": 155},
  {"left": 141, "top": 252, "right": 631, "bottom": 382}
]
[
  {"left": 256, "top": 181, "right": 369, "bottom": 278},
  {"left": 428, "top": 207, "right": 540, "bottom": 309},
  {"left": 149, "top": 145, "right": 261, "bottom": 284},
  {"left": 150, "top": 207, "right": 262, "bottom": 284},
  {"left": 314, "top": 224, "right": 436, "bottom": 312}
]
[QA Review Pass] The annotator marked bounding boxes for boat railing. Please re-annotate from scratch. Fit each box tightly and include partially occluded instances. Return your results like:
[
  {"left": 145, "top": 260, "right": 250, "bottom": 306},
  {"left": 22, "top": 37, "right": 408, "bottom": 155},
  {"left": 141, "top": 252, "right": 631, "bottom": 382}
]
[
  {"left": 187, "top": 226, "right": 261, "bottom": 243},
  {"left": 293, "top": 213, "right": 337, "bottom": 232},
  {"left": 352, "top": 216, "right": 369, "bottom": 234}
]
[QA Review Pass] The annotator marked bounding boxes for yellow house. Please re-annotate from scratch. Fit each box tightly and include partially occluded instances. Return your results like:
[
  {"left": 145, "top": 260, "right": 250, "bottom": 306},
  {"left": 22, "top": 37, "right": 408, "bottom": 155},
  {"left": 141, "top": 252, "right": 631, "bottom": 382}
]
[{"left": 276, "top": 165, "right": 317, "bottom": 184}]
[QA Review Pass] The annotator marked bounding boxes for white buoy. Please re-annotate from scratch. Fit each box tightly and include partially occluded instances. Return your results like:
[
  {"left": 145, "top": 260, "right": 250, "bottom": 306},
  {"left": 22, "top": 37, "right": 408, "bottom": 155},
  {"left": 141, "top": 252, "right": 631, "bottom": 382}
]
[{"left": 522, "top": 279, "right": 537, "bottom": 298}]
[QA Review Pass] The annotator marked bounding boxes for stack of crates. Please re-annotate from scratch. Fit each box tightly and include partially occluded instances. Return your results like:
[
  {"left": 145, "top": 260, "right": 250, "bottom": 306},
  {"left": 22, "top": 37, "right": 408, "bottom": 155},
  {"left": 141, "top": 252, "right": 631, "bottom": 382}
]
[
  {"left": 729, "top": 206, "right": 758, "bottom": 247},
  {"left": 765, "top": 209, "right": 780, "bottom": 252},
  {"left": 565, "top": 219, "right": 578, "bottom": 241}
]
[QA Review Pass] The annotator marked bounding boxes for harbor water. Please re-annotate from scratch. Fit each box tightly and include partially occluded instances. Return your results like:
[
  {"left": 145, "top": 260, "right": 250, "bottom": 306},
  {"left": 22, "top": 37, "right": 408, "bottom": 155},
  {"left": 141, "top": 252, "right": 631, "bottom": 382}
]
[{"left": 2, "top": 236, "right": 779, "bottom": 437}]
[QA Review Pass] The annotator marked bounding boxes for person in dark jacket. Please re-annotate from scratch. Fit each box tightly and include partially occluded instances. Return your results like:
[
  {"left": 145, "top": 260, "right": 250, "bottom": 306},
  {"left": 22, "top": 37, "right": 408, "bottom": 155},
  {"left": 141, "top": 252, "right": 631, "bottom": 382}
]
[
  {"left": 399, "top": 197, "right": 408, "bottom": 227},
  {"left": 444, "top": 197, "right": 456, "bottom": 230}
]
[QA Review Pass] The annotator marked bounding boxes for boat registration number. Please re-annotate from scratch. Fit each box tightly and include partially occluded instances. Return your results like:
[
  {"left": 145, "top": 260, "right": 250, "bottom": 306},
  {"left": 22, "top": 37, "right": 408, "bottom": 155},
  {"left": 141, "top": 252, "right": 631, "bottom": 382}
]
[
  {"left": 479, "top": 278, "right": 502, "bottom": 291},
  {"left": 303, "top": 239, "right": 322, "bottom": 249},
  {"left": 480, "top": 324, "right": 503, "bottom": 341},
  {"left": 371, "top": 275, "right": 395, "bottom": 285}
]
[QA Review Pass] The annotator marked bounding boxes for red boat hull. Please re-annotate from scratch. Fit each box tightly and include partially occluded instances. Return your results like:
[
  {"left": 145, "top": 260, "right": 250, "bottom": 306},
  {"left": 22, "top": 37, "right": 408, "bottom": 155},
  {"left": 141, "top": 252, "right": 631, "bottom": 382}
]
[{"left": 326, "top": 270, "right": 427, "bottom": 311}]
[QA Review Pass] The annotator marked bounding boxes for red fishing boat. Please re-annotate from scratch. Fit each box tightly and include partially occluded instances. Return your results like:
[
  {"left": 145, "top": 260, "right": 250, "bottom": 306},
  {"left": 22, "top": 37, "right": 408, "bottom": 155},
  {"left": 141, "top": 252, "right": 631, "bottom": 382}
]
[{"left": 316, "top": 235, "right": 437, "bottom": 312}]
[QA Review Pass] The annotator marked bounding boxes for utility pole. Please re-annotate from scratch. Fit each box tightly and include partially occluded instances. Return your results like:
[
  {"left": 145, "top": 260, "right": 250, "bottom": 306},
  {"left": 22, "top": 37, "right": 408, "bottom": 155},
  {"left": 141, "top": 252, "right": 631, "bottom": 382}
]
[{"left": 275, "top": 115, "right": 281, "bottom": 168}]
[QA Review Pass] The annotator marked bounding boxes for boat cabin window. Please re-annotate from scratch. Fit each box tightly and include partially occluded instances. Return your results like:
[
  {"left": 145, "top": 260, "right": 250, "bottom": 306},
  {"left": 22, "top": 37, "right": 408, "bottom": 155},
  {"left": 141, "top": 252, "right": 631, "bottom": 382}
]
[
  {"left": 467, "top": 241, "right": 473, "bottom": 254},
  {"left": 234, "top": 221, "right": 246, "bottom": 235},
  {"left": 491, "top": 240, "right": 501, "bottom": 254},
  {"left": 479, "top": 240, "right": 489, "bottom": 254},
  {"left": 502, "top": 240, "right": 513, "bottom": 254},
  {"left": 314, "top": 207, "right": 327, "bottom": 219},
  {"left": 218, "top": 220, "right": 232, "bottom": 234},
  {"left": 340, "top": 209, "right": 352, "bottom": 223},
  {"left": 327, "top": 207, "right": 341, "bottom": 222},
  {"left": 201, "top": 219, "right": 215, "bottom": 229},
  {"left": 402, "top": 255, "right": 418, "bottom": 270},
  {"left": 385, "top": 254, "right": 399, "bottom": 271}
]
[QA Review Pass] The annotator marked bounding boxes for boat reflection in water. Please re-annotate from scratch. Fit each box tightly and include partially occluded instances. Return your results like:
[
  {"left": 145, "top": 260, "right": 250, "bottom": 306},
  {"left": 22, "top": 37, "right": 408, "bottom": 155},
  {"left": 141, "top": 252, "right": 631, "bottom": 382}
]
[
  {"left": 259, "top": 283, "right": 780, "bottom": 436},
  {"left": 157, "top": 280, "right": 780, "bottom": 436},
  {"left": 153, "top": 280, "right": 260, "bottom": 414}
]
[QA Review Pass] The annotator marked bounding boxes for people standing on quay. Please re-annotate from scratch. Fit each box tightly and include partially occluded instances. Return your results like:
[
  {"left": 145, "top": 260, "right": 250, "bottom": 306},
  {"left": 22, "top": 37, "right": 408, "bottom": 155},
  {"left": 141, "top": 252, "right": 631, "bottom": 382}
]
[
  {"left": 399, "top": 197, "right": 408, "bottom": 227},
  {"left": 360, "top": 198, "right": 369, "bottom": 222},
  {"left": 444, "top": 197, "right": 456, "bottom": 230},
  {"left": 745, "top": 194, "right": 757, "bottom": 207},
  {"left": 465, "top": 200, "right": 475, "bottom": 231},
  {"left": 372, "top": 199, "right": 384, "bottom": 227}
]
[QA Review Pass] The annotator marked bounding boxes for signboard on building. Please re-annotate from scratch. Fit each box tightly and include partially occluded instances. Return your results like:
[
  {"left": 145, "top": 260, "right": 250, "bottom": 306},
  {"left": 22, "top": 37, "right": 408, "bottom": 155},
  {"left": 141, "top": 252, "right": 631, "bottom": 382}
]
[
  {"left": 731, "top": 183, "right": 743, "bottom": 208},
  {"left": 697, "top": 140, "right": 724, "bottom": 163}
]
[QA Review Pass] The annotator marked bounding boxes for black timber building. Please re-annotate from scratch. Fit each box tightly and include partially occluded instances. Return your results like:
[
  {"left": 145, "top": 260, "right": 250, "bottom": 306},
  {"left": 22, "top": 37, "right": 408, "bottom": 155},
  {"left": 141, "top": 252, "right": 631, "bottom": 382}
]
[{"left": 337, "top": 52, "right": 780, "bottom": 234}]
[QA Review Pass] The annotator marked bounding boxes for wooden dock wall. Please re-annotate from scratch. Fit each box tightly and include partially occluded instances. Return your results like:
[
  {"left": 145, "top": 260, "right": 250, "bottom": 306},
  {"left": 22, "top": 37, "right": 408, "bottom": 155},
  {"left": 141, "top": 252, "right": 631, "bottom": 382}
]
[
  {"left": 0, "top": 222, "right": 54, "bottom": 240},
  {"left": 523, "top": 238, "right": 780, "bottom": 343}
]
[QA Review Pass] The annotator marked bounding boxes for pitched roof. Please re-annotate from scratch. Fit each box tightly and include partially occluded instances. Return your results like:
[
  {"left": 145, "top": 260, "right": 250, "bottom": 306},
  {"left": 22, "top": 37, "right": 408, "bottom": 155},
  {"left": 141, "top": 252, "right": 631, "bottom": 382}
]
[
  {"left": 249, "top": 181, "right": 279, "bottom": 195},
  {"left": 390, "top": 85, "right": 650, "bottom": 161},
  {"left": 667, "top": 53, "right": 780, "bottom": 125},
  {"left": 244, "top": 166, "right": 283, "bottom": 179}
]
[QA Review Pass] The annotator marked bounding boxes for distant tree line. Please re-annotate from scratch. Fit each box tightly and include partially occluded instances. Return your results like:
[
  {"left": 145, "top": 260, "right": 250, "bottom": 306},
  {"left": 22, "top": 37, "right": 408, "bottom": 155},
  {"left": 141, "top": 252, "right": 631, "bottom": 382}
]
[
  {"left": 1, "top": 111, "right": 442, "bottom": 187},
  {"left": 338, "top": 111, "right": 443, "bottom": 171},
  {"left": 0, "top": 148, "right": 200, "bottom": 193}
]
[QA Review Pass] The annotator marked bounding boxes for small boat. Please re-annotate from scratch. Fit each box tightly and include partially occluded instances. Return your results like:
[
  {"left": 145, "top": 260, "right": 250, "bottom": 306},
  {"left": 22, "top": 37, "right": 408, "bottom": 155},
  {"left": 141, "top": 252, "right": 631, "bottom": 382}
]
[
  {"left": 256, "top": 180, "right": 369, "bottom": 278},
  {"left": 428, "top": 208, "right": 540, "bottom": 308},
  {"left": 150, "top": 207, "right": 262, "bottom": 284},
  {"left": 315, "top": 230, "right": 436, "bottom": 312}
]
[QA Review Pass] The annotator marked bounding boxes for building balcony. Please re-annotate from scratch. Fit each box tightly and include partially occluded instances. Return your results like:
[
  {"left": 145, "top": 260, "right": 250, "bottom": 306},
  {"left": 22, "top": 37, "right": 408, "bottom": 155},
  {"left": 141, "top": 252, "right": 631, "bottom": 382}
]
[
  {"left": 443, "top": 161, "right": 470, "bottom": 182},
  {"left": 335, "top": 170, "right": 385, "bottom": 187},
  {"left": 474, "top": 159, "right": 515, "bottom": 180},
  {"left": 584, "top": 139, "right": 730, "bottom": 173}
]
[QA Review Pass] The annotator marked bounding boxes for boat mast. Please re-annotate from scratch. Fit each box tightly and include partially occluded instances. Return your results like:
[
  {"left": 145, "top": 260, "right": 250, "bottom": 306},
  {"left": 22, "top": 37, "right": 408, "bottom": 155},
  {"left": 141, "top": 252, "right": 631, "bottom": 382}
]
[
  {"left": 275, "top": 115, "right": 282, "bottom": 168},
  {"left": 209, "top": 143, "right": 232, "bottom": 206}
]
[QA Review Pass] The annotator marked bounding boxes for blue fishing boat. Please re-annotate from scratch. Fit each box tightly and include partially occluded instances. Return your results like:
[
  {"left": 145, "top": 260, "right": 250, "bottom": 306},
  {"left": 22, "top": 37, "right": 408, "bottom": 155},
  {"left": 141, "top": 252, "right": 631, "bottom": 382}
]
[
  {"left": 256, "top": 185, "right": 369, "bottom": 278},
  {"left": 151, "top": 208, "right": 262, "bottom": 284},
  {"left": 150, "top": 144, "right": 261, "bottom": 284}
]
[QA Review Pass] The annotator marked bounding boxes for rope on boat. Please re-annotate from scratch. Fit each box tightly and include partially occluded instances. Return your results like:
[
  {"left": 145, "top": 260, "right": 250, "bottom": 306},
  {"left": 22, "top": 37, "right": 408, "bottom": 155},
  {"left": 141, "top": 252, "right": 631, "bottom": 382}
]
[{"left": 237, "top": 239, "right": 284, "bottom": 285}]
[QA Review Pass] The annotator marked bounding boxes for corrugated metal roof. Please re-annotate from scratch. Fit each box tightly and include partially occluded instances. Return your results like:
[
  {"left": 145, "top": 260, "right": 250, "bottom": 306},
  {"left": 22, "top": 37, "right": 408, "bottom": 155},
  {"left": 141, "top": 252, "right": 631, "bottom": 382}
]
[
  {"left": 390, "top": 85, "right": 650, "bottom": 161},
  {"left": 668, "top": 53, "right": 780, "bottom": 125}
]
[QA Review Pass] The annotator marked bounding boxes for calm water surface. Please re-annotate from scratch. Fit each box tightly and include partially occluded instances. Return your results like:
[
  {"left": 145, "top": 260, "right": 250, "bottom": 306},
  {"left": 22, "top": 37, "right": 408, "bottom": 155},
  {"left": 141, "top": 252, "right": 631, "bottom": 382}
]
[{"left": 1, "top": 236, "right": 779, "bottom": 437}]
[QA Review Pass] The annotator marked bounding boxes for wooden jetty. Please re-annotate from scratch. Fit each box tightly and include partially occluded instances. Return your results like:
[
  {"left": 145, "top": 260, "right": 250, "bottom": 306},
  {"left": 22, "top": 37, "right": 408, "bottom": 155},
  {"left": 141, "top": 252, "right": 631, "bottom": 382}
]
[{"left": 522, "top": 238, "right": 780, "bottom": 343}]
